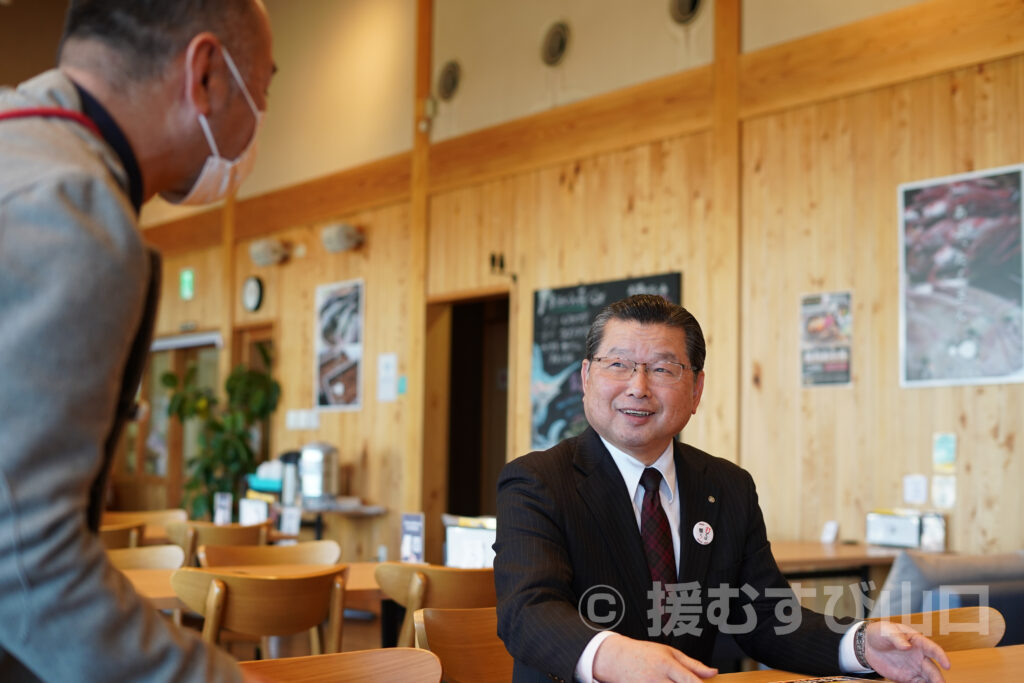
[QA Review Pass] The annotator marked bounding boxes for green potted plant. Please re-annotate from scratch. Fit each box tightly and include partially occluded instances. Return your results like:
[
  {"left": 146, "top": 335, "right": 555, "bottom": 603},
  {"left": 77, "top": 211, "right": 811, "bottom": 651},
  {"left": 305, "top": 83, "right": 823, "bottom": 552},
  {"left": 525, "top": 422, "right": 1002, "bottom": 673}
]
[{"left": 161, "top": 344, "right": 281, "bottom": 520}]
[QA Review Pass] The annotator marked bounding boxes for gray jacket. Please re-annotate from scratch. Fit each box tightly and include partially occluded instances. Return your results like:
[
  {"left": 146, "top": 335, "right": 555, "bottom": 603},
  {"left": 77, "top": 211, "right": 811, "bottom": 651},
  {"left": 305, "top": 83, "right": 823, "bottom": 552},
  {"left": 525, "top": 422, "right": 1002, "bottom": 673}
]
[{"left": 0, "top": 70, "right": 241, "bottom": 682}]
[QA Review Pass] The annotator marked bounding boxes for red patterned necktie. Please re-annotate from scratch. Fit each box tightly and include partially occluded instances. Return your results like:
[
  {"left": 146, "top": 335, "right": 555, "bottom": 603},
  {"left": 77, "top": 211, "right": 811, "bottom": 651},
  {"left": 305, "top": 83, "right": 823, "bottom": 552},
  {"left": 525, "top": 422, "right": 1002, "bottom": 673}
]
[{"left": 640, "top": 467, "right": 676, "bottom": 590}]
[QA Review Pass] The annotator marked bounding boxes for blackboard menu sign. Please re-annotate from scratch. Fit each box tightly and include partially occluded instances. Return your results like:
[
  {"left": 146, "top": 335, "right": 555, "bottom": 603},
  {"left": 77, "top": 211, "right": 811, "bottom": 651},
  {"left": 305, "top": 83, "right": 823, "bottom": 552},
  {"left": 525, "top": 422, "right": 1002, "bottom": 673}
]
[{"left": 530, "top": 272, "right": 681, "bottom": 450}]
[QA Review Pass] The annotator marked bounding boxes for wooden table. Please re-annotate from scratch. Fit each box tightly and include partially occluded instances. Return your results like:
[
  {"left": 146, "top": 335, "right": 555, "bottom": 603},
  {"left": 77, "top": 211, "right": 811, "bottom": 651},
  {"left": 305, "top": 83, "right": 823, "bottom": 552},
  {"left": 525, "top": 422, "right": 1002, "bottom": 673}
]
[
  {"left": 123, "top": 561, "right": 381, "bottom": 611},
  {"left": 239, "top": 647, "right": 440, "bottom": 681},
  {"left": 770, "top": 541, "right": 901, "bottom": 584},
  {"left": 712, "top": 644, "right": 1024, "bottom": 681}
]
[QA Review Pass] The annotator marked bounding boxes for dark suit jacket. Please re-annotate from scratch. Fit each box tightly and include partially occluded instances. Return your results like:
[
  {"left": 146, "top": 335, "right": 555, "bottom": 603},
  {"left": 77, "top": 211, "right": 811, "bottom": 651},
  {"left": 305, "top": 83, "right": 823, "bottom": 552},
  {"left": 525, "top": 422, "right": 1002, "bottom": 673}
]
[{"left": 494, "top": 427, "right": 848, "bottom": 682}]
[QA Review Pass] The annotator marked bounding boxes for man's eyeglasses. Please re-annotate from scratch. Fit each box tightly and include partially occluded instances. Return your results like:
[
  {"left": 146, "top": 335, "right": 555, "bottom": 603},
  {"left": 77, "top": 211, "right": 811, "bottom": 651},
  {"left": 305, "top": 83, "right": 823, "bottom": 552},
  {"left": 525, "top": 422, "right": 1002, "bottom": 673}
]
[{"left": 590, "top": 356, "right": 692, "bottom": 385}]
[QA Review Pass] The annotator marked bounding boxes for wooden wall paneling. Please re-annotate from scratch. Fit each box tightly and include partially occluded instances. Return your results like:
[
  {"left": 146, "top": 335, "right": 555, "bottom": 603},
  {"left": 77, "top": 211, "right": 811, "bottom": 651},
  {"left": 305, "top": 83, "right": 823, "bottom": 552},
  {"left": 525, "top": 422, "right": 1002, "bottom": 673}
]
[
  {"left": 233, "top": 153, "right": 412, "bottom": 243},
  {"left": 427, "top": 176, "right": 519, "bottom": 299},
  {"left": 143, "top": 207, "right": 222, "bottom": 256},
  {"left": 738, "top": 0, "right": 1024, "bottom": 120},
  {"left": 154, "top": 245, "right": 226, "bottom": 338},
  {"left": 428, "top": 66, "right": 713, "bottom": 195},
  {"left": 496, "top": 133, "right": 718, "bottom": 460},
  {"left": 741, "top": 56, "right": 1024, "bottom": 554},
  {"left": 269, "top": 204, "right": 413, "bottom": 559}
]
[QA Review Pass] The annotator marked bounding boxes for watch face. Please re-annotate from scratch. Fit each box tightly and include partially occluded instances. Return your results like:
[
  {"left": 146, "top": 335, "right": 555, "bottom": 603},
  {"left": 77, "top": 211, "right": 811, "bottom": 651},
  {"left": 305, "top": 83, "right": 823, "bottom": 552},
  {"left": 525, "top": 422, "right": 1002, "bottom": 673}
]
[{"left": 242, "top": 276, "right": 263, "bottom": 312}]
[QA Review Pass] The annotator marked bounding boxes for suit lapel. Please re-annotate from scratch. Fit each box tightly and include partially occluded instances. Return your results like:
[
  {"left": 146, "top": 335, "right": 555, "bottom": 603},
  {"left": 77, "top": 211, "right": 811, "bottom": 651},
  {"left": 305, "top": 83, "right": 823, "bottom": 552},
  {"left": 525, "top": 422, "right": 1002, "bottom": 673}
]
[
  {"left": 574, "top": 429, "right": 651, "bottom": 619},
  {"left": 674, "top": 441, "right": 721, "bottom": 587}
]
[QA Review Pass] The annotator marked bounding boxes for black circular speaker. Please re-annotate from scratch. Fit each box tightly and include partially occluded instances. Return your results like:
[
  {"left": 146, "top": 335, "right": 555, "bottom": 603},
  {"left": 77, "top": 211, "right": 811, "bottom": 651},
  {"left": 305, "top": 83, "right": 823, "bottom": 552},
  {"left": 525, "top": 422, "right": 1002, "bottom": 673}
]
[
  {"left": 437, "top": 60, "right": 461, "bottom": 101},
  {"left": 541, "top": 21, "right": 570, "bottom": 66},
  {"left": 669, "top": 0, "right": 701, "bottom": 24}
]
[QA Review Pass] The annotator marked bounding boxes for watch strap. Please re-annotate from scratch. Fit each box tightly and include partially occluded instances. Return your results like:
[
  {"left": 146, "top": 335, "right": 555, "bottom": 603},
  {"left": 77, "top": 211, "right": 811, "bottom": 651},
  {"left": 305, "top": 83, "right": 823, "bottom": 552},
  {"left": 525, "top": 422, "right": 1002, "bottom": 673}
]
[{"left": 854, "top": 621, "right": 870, "bottom": 669}]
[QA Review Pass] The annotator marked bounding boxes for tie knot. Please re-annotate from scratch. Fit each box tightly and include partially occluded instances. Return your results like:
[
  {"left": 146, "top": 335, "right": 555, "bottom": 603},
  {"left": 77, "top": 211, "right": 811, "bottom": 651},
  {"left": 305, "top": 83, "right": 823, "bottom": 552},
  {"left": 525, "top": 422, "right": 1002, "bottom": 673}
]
[{"left": 640, "top": 468, "right": 663, "bottom": 496}]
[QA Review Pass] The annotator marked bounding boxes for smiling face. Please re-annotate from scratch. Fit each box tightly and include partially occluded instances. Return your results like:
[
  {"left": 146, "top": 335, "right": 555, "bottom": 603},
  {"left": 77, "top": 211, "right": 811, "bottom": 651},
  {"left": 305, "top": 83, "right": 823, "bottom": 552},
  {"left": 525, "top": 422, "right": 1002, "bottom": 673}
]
[{"left": 581, "top": 318, "right": 705, "bottom": 465}]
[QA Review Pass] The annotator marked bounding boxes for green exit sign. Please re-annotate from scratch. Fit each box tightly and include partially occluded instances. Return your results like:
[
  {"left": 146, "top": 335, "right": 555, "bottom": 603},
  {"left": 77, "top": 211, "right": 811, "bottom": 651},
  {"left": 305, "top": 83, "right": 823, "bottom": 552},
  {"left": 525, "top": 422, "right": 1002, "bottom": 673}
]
[{"left": 179, "top": 268, "right": 195, "bottom": 301}]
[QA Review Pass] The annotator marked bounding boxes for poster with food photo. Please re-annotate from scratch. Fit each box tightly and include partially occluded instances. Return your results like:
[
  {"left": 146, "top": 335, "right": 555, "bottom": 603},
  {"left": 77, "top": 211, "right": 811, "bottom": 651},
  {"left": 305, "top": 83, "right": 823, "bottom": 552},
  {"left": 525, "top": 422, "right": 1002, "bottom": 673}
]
[
  {"left": 899, "top": 165, "right": 1024, "bottom": 387},
  {"left": 315, "top": 279, "right": 364, "bottom": 410},
  {"left": 800, "top": 291, "right": 852, "bottom": 386}
]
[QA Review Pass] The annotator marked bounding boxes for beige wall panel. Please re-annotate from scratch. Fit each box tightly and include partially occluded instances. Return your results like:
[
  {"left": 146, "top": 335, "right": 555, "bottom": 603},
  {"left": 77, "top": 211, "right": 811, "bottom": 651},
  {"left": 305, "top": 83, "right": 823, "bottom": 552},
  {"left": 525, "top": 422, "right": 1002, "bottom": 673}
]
[
  {"left": 259, "top": 203, "right": 411, "bottom": 559},
  {"left": 742, "top": 0, "right": 922, "bottom": 53},
  {"left": 431, "top": 0, "right": 713, "bottom": 142},
  {"left": 154, "top": 246, "right": 226, "bottom": 338},
  {"left": 741, "top": 56, "right": 1024, "bottom": 554},
  {"left": 430, "top": 132, "right": 731, "bottom": 462}
]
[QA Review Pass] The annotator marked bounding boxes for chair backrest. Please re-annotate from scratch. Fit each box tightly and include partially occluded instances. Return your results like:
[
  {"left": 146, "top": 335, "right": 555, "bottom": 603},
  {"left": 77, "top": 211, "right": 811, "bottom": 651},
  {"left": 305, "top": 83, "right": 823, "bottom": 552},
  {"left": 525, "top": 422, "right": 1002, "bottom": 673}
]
[
  {"left": 415, "top": 607, "right": 513, "bottom": 683},
  {"left": 867, "top": 606, "right": 1006, "bottom": 650},
  {"left": 102, "top": 508, "right": 188, "bottom": 529},
  {"left": 198, "top": 540, "right": 341, "bottom": 568},
  {"left": 170, "top": 565, "right": 347, "bottom": 654},
  {"left": 165, "top": 521, "right": 270, "bottom": 566},
  {"left": 107, "top": 544, "right": 186, "bottom": 570},
  {"left": 374, "top": 562, "right": 497, "bottom": 647},
  {"left": 238, "top": 647, "right": 441, "bottom": 682},
  {"left": 98, "top": 521, "right": 146, "bottom": 549}
]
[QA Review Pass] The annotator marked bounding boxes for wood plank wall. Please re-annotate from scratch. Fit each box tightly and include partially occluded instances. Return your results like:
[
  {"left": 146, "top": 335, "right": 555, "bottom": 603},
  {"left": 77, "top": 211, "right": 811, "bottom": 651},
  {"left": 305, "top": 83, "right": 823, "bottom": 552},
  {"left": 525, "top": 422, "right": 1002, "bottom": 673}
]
[
  {"left": 741, "top": 56, "right": 1024, "bottom": 553},
  {"left": 145, "top": 0, "right": 1024, "bottom": 556}
]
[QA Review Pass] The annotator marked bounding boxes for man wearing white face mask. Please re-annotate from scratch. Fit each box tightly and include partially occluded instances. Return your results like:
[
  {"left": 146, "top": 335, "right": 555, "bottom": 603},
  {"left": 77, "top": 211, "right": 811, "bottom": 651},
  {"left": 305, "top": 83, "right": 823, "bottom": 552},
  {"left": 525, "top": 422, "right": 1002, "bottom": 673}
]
[{"left": 0, "top": 1, "right": 274, "bottom": 681}]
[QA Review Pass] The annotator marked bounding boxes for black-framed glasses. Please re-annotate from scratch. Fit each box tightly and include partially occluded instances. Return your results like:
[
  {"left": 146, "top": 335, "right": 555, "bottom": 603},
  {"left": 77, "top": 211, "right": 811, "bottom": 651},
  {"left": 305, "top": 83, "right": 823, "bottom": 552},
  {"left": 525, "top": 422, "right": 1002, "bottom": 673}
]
[{"left": 590, "top": 356, "right": 691, "bottom": 385}]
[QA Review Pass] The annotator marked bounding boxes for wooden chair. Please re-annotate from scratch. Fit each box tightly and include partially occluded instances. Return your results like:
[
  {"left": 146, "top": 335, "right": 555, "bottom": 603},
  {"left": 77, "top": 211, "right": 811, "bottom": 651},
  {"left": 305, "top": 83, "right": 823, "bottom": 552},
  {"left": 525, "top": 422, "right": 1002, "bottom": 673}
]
[
  {"left": 107, "top": 544, "right": 186, "bottom": 570},
  {"left": 867, "top": 606, "right": 1006, "bottom": 650},
  {"left": 171, "top": 565, "right": 348, "bottom": 658},
  {"left": 415, "top": 606, "right": 513, "bottom": 683},
  {"left": 198, "top": 540, "right": 341, "bottom": 568},
  {"left": 374, "top": 562, "right": 497, "bottom": 648},
  {"left": 98, "top": 521, "right": 146, "bottom": 549},
  {"left": 165, "top": 520, "right": 270, "bottom": 566},
  {"left": 101, "top": 508, "right": 187, "bottom": 543},
  {"left": 238, "top": 647, "right": 441, "bottom": 682}
]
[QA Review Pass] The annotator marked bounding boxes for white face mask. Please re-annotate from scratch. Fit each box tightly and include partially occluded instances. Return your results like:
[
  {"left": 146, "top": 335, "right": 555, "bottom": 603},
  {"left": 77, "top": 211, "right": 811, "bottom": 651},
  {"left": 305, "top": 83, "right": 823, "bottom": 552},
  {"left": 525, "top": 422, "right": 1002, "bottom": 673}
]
[{"left": 163, "top": 46, "right": 263, "bottom": 206}]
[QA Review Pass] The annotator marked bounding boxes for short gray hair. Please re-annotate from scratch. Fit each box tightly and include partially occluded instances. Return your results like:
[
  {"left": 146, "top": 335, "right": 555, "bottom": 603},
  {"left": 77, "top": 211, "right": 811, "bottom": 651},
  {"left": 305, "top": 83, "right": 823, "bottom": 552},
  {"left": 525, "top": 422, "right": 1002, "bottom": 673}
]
[{"left": 60, "top": 0, "right": 258, "bottom": 81}]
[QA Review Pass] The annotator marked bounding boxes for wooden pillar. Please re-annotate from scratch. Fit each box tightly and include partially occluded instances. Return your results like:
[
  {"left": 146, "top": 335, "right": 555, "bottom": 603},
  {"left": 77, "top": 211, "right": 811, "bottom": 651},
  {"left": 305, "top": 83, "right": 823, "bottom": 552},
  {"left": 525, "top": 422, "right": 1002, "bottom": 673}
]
[
  {"left": 402, "top": 0, "right": 433, "bottom": 526},
  {"left": 712, "top": 0, "right": 741, "bottom": 463},
  {"left": 219, "top": 197, "right": 237, "bottom": 391}
]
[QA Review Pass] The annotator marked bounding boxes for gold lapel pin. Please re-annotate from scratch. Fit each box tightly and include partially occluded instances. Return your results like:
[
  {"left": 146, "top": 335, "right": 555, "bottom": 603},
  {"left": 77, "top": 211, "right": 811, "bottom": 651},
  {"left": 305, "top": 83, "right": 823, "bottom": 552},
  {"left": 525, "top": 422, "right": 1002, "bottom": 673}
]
[{"left": 708, "top": 495, "right": 716, "bottom": 503}]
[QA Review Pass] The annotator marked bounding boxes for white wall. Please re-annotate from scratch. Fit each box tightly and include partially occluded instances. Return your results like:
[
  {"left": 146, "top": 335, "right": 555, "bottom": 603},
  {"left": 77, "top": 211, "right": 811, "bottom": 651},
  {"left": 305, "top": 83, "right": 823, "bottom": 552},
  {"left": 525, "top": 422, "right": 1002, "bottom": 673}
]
[
  {"left": 429, "top": 0, "right": 714, "bottom": 142},
  {"left": 742, "top": 0, "right": 924, "bottom": 52},
  {"left": 134, "top": 0, "right": 928, "bottom": 225},
  {"left": 142, "top": 0, "right": 416, "bottom": 227}
]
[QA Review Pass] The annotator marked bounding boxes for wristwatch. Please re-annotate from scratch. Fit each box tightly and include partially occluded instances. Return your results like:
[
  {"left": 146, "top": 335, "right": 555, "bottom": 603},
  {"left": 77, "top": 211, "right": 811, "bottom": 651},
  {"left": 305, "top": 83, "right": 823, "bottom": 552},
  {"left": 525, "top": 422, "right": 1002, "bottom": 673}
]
[{"left": 854, "top": 621, "right": 870, "bottom": 669}]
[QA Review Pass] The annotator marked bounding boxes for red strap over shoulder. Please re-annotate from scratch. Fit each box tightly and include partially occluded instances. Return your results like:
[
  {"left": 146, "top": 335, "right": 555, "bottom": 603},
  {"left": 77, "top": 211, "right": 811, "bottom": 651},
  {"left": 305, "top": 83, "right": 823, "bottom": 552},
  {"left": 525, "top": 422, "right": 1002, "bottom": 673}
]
[{"left": 0, "top": 107, "right": 102, "bottom": 139}]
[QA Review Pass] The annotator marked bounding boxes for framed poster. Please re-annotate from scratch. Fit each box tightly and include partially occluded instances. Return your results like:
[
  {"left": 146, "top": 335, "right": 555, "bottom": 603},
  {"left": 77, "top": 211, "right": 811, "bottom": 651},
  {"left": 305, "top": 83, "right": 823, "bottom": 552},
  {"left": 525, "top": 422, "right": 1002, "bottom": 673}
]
[
  {"left": 800, "top": 291, "right": 852, "bottom": 387},
  {"left": 531, "top": 272, "right": 681, "bottom": 450},
  {"left": 315, "top": 278, "right": 364, "bottom": 410},
  {"left": 899, "top": 165, "right": 1024, "bottom": 387}
]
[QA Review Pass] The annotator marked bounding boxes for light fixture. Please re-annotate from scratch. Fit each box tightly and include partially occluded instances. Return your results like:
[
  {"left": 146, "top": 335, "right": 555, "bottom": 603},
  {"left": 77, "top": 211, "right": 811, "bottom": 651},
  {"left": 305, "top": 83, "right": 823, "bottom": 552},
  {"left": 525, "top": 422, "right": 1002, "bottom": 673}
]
[
  {"left": 249, "top": 237, "right": 289, "bottom": 266},
  {"left": 321, "top": 222, "right": 365, "bottom": 253}
]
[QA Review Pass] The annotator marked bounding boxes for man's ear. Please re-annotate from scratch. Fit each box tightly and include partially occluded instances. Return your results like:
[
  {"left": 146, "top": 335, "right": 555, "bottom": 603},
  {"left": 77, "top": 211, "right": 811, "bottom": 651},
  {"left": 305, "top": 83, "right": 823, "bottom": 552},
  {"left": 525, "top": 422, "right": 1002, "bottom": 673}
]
[
  {"left": 182, "top": 33, "right": 221, "bottom": 116},
  {"left": 580, "top": 359, "right": 591, "bottom": 395}
]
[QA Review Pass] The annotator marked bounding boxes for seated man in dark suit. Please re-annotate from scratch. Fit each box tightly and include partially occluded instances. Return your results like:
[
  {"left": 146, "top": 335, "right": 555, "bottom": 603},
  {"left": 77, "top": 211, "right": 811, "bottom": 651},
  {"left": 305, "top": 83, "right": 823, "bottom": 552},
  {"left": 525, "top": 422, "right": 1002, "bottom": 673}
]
[{"left": 495, "top": 294, "right": 950, "bottom": 683}]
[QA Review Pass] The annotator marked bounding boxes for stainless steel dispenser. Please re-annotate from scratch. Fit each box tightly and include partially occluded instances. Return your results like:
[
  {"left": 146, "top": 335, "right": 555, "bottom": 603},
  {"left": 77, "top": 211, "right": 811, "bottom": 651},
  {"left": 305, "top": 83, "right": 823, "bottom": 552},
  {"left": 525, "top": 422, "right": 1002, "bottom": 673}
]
[{"left": 299, "top": 441, "right": 339, "bottom": 500}]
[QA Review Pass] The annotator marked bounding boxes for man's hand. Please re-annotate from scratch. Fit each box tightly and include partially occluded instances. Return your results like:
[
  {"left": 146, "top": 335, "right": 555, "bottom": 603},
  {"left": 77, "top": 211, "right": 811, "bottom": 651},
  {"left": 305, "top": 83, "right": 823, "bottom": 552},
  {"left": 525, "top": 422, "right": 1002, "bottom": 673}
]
[
  {"left": 592, "top": 633, "right": 717, "bottom": 683},
  {"left": 863, "top": 620, "right": 952, "bottom": 683}
]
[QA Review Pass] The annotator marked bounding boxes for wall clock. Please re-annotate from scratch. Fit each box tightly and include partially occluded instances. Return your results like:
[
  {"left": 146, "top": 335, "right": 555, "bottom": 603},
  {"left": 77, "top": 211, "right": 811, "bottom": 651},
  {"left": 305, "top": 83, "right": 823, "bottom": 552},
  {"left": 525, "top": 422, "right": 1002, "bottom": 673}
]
[{"left": 242, "top": 275, "right": 264, "bottom": 312}]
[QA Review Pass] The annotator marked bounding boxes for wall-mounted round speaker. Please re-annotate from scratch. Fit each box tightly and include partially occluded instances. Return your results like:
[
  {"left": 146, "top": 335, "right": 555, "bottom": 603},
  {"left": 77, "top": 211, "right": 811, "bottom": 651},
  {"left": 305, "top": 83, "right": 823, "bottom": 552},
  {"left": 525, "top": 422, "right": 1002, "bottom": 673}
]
[
  {"left": 541, "top": 21, "right": 570, "bottom": 66},
  {"left": 437, "top": 60, "right": 461, "bottom": 101},
  {"left": 669, "top": 0, "right": 701, "bottom": 24}
]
